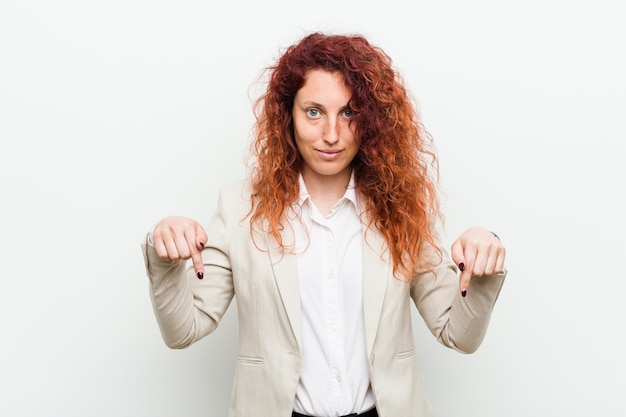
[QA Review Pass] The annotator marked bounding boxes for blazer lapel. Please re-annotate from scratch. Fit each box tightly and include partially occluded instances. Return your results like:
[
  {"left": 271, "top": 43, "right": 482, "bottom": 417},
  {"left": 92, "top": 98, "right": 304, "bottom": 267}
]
[
  {"left": 362, "top": 227, "right": 392, "bottom": 356},
  {"left": 266, "top": 234, "right": 303, "bottom": 351},
  {"left": 264, "top": 215, "right": 390, "bottom": 356}
]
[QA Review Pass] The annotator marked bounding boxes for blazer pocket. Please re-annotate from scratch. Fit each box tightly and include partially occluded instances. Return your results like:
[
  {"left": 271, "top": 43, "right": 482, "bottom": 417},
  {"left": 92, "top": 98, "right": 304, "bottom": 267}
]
[
  {"left": 395, "top": 349, "right": 416, "bottom": 360},
  {"left": 237, "top": 355, "right": 264, "bottom": 365}
]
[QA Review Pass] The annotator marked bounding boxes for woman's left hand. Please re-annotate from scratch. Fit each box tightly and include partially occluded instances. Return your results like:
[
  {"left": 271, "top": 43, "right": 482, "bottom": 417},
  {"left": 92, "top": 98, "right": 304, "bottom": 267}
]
[{"left": 451, "top": 227, "right": 506, "bottom": 296}]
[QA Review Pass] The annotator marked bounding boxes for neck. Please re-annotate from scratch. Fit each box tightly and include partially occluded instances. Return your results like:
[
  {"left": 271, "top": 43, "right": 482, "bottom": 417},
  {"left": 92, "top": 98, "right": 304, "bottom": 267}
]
[{"left": 301, "top": 167, "right": 351, "bottom": 216}]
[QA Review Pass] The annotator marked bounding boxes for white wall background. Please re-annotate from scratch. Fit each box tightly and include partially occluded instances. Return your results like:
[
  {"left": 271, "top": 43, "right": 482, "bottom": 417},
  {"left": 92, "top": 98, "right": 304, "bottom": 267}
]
[{"left": 1, "top": 0, "right": 624, "bottom": 416}]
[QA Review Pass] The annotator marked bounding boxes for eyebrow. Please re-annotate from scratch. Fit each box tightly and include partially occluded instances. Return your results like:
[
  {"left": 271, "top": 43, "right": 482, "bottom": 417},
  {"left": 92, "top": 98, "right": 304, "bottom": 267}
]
[{"left": 299, "top": 101, "right": 351, "bottom": 112}]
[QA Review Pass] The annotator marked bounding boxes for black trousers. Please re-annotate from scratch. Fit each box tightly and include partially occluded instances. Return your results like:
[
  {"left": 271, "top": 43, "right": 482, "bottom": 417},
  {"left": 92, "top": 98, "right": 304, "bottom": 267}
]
[{"left": 292, "top": 408, "right": 378, "bottom": 417}]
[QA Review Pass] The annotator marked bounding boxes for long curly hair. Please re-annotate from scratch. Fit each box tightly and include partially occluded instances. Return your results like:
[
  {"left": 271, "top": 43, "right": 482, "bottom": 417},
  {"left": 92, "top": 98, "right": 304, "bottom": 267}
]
[{"left": 248, "top": 32, "right": 442, "bottom": 280}]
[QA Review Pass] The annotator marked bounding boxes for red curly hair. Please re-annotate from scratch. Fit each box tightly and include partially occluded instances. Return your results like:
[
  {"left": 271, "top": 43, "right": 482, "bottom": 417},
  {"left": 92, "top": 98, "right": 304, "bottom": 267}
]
[{"left": 249, "top": 32, "right": 442, "bottom": 280}]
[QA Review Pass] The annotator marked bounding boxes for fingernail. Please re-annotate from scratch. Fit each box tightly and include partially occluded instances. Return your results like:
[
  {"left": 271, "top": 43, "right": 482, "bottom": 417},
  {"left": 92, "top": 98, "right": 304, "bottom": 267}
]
[
  {"left": 197, "top": 271, "right": 204, "bottom": 279},
  {"left": 461, "top": 288, "right": 467, "bottom": 297},
  {"left": 458, "top": 262, "right": 465, "bottom": 271}
]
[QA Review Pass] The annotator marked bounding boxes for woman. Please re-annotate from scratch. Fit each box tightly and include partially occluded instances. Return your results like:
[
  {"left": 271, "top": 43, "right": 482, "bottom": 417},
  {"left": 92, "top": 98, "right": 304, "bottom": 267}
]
[{"left": 142, "top": 32, "right": 506, "bottom": 417}]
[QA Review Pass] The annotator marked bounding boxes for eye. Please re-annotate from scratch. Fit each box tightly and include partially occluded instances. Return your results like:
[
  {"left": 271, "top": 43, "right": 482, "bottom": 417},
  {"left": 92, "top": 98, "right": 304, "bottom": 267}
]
[
  {"left": 306, "top": 108, "right": 320, "bottom": 117},
  {"left": 342, "top": 108, "right": 354, "bottom": 118}
]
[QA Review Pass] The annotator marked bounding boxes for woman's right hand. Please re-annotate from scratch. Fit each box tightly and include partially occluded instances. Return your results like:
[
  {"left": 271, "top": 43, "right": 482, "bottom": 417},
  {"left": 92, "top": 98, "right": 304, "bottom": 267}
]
[{"left": 152, "top": 216, "right": 208, "bottom": 279}]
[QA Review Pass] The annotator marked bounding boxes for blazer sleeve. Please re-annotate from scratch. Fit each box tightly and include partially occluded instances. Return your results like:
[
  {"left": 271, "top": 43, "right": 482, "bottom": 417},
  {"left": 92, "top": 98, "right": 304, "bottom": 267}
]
[
  {"left": 140, "top": 188, "right": 236, "bottom": 349},
  {"left": 411, "top": 247, "right": 506, "bottom": 353}
]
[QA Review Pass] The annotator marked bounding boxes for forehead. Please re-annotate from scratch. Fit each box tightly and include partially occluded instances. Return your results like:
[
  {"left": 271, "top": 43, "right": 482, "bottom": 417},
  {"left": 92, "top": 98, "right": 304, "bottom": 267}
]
[{"left": 296, "top": 69, "right": 351, "bottom": 104}]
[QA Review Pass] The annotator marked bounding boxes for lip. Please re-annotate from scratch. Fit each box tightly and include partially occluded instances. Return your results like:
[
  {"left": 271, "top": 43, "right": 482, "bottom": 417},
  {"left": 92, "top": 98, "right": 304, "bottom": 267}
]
[{"left": 316, "top": 148, "right": 343, "bottom": 161}]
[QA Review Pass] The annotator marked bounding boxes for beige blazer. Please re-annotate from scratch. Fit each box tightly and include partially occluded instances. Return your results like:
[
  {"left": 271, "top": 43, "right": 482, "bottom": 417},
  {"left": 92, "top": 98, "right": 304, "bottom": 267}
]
[{"left": 142, "top": 179, "right": 506, "bottom": 417}]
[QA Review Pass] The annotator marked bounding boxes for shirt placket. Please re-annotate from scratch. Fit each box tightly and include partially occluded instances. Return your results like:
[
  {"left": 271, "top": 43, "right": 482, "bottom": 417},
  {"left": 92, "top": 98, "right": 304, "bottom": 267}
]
[{"left": 321, "top": 222, "right": 343, "bottom": 416}]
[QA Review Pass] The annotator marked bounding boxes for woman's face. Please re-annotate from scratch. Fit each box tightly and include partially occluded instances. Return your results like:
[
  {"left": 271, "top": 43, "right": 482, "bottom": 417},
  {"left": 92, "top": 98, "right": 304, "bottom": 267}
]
[{"left": 292, "top": 69, "right": 358, "bottom": 187}]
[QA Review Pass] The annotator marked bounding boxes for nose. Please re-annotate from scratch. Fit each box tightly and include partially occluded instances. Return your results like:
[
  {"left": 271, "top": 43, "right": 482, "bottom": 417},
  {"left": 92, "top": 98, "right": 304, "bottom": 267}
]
[{"left": 323, "top": 116, "right": 340, "bottom": 145}]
